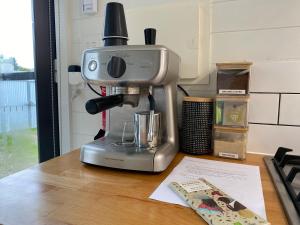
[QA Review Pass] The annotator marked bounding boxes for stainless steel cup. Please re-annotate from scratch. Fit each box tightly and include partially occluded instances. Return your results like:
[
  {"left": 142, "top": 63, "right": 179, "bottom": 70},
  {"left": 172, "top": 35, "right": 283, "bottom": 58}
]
[{"left": 134, "top": 111, "right": 161, "bottom": 148}]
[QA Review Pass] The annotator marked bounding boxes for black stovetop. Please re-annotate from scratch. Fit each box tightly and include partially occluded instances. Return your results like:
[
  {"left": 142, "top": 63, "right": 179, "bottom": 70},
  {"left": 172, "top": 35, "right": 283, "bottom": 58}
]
[{"left": 264, "top": 147, "right": 300, "bottom": 225}]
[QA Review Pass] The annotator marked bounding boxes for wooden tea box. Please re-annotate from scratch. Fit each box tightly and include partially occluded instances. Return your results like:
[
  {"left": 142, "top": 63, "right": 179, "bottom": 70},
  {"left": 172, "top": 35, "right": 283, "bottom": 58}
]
[
  {"left": 215, "top": 95, "right": 249, "bottom": 128},
  {"left": 213, "top": 126, "right": 248, "bottom": 160},
  {"left": 216, "top": 62, "right": 252, "bottom": 95}
]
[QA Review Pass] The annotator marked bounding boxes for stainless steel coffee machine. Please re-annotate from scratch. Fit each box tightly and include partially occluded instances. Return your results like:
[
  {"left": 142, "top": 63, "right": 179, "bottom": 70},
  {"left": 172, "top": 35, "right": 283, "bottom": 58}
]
[
  {"left": 80, "top": 45, "right": 180, "bottom": 172},
  {"left": 79, "top": 2, "right": 180, "bottom": 172}
]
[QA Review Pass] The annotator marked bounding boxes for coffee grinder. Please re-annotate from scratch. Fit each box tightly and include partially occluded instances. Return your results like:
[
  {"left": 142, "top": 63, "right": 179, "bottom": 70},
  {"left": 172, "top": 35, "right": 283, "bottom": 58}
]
[{"left": 80, "top": 2, "right": 180, "bottom": 172}]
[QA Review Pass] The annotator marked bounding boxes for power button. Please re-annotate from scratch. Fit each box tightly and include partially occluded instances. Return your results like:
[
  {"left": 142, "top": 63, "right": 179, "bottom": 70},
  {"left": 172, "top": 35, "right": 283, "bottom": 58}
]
[{"left": 88, "top": 60, "right": 97, "bottom": 71}]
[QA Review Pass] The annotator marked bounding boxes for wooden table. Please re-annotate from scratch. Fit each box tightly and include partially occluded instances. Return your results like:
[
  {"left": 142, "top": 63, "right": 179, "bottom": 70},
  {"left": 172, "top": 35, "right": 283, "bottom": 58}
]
[{"left": 0, "top": 150, "right": 288, "bottom": 225}]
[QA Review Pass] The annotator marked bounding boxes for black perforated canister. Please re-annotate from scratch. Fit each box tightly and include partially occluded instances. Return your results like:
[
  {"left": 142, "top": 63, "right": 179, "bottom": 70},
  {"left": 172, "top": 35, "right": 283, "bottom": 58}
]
[{"left": 181, "top": 97, "right": 214, "bottom": 154}]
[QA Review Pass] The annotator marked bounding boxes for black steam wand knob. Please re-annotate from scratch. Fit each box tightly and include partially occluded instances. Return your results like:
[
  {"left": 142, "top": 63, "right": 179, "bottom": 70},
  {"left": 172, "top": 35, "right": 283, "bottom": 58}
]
[{"left": 144, "top": 28, "right": 156, "bottom": 45}]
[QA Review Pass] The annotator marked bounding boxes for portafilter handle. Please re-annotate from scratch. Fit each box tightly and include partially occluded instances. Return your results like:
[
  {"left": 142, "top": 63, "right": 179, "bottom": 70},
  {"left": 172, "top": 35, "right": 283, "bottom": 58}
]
[{"left": 85, "top": 94, "right": 124, "bottom": 115}]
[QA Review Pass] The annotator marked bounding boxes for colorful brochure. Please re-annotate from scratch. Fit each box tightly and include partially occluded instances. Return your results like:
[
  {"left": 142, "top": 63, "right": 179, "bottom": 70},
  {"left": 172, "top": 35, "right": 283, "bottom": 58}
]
[{"left": 169, "top": 179, "right": 270, "bottom": 225}]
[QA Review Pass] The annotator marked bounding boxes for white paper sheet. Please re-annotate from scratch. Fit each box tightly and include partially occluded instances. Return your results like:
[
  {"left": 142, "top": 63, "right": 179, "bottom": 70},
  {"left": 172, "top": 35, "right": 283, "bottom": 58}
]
[{"left": 150, "top": 156, "right": 266, "bottom": 219}]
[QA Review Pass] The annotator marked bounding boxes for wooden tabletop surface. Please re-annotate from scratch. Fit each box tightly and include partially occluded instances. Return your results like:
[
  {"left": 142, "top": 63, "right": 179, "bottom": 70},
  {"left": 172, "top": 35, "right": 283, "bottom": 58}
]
[{"left": 0, "top": 150, "right": 288, "bottom": 225}]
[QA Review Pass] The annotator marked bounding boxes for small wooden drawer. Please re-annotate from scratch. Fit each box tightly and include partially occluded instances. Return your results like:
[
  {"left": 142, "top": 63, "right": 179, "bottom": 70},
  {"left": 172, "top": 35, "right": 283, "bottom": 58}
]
[
  {"left": 213, "top": 126, "right": 248, "bottom": 160},
  {"left": 215, "top": 95, "right": 249, "bottom": 128},
  {"left": 216, "top": 62, "right": 252, "bottom": 95}
]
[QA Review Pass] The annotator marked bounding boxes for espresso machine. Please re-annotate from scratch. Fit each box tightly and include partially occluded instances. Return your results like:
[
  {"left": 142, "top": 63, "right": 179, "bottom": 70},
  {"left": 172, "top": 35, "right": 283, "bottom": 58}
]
[{"left": 80, "top": 2, "right": 180, "bottom": 172}]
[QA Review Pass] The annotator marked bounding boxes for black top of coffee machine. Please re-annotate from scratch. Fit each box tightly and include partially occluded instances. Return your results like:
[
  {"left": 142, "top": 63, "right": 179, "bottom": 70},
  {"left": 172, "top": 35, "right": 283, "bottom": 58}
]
[{"left": 103, "top": 2, "right": 128, "bottom": 46}]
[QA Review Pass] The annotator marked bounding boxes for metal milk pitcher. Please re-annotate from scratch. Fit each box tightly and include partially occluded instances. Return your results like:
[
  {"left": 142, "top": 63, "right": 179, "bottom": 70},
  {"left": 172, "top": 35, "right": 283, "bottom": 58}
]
[{"left": 134, "top": 111, "right": 161, "bottom": 148}]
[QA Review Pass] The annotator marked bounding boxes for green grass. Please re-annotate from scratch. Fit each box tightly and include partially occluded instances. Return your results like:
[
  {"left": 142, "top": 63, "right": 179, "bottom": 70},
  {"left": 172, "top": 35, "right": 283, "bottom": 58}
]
[{"left": 0, "top": 128, "right": 38, "bottom": 178}]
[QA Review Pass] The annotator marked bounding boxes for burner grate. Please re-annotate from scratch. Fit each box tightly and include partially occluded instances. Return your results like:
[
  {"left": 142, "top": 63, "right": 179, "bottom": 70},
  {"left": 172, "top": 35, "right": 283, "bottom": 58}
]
[
  {"left": 272, "top": 147, "right": 300, "bottom": 215},
  {"left": 265, "top": 147, "right": 300, "bottom": 225}
]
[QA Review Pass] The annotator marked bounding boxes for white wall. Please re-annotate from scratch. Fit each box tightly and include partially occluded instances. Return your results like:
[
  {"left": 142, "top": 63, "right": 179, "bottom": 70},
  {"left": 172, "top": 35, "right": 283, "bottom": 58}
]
[
  {"left": 67, "top": 0, "right": 104, "bottom": 150},
  {"left": 65, "top": 0, "right": 208, "bottom": 150},
  {"left": 210, "top": 0, "right": 300, "bottom": 155},
  {"left": 61, "top": 0, "right": 300, "bottom": 155}
]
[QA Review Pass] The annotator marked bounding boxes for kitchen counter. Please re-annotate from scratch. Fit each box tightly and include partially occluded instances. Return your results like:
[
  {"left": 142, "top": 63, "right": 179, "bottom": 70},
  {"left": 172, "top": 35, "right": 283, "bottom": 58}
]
[{"left": 0, "top": 150, "right": 288, "bottom": 225}]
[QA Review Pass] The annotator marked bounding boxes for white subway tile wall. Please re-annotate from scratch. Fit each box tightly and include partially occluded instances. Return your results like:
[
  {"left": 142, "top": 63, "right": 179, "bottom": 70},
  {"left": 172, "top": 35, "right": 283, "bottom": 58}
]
[
  {"left": 250, "top": 61, "right": 300, "bottom": 93},
  {"left": 279, "top": 94, "right": 300, "bottom": 126},
  {"left": 248, "top": 94, "right": 279, "bottom": 124},
  {"left": 67, "top": 0, "right": 300, "bottom": 154},
  {"left": 211, "top": 0, "right": 300, "bottom": 155},
  {"left": 248, "top": 124, "right": 300, "bottom": 155},
  {"left": 212, "top": 0, "right": 300, "bottom": 32},
  {"left": 212, "top": 28, "right": 300, "bottom": 63}
]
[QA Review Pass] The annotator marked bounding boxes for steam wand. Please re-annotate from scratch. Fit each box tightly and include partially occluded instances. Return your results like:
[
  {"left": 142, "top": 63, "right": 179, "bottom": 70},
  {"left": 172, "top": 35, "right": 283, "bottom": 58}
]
[{"left": 144, "top": 28, "right": 157, "bottom": 142}]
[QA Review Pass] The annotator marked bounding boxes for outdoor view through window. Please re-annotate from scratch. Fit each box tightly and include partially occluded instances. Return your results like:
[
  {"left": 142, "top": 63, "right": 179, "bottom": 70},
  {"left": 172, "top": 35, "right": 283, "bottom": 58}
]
[{"left": 0, "top": 0, "right": 38, "bottom": 178}]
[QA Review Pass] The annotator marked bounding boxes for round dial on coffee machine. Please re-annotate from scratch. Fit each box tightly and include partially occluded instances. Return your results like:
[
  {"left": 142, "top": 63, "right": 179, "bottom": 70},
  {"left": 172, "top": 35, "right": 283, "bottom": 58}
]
[{"left": 107, "top": 56, "right": 126, "bottom": 78}]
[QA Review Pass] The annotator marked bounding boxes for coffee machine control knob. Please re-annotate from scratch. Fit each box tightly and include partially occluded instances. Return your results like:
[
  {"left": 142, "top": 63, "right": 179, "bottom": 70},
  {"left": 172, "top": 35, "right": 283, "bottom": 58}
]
[{"left": 107, "top": 56, "right": 126, "bottom": 78}]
